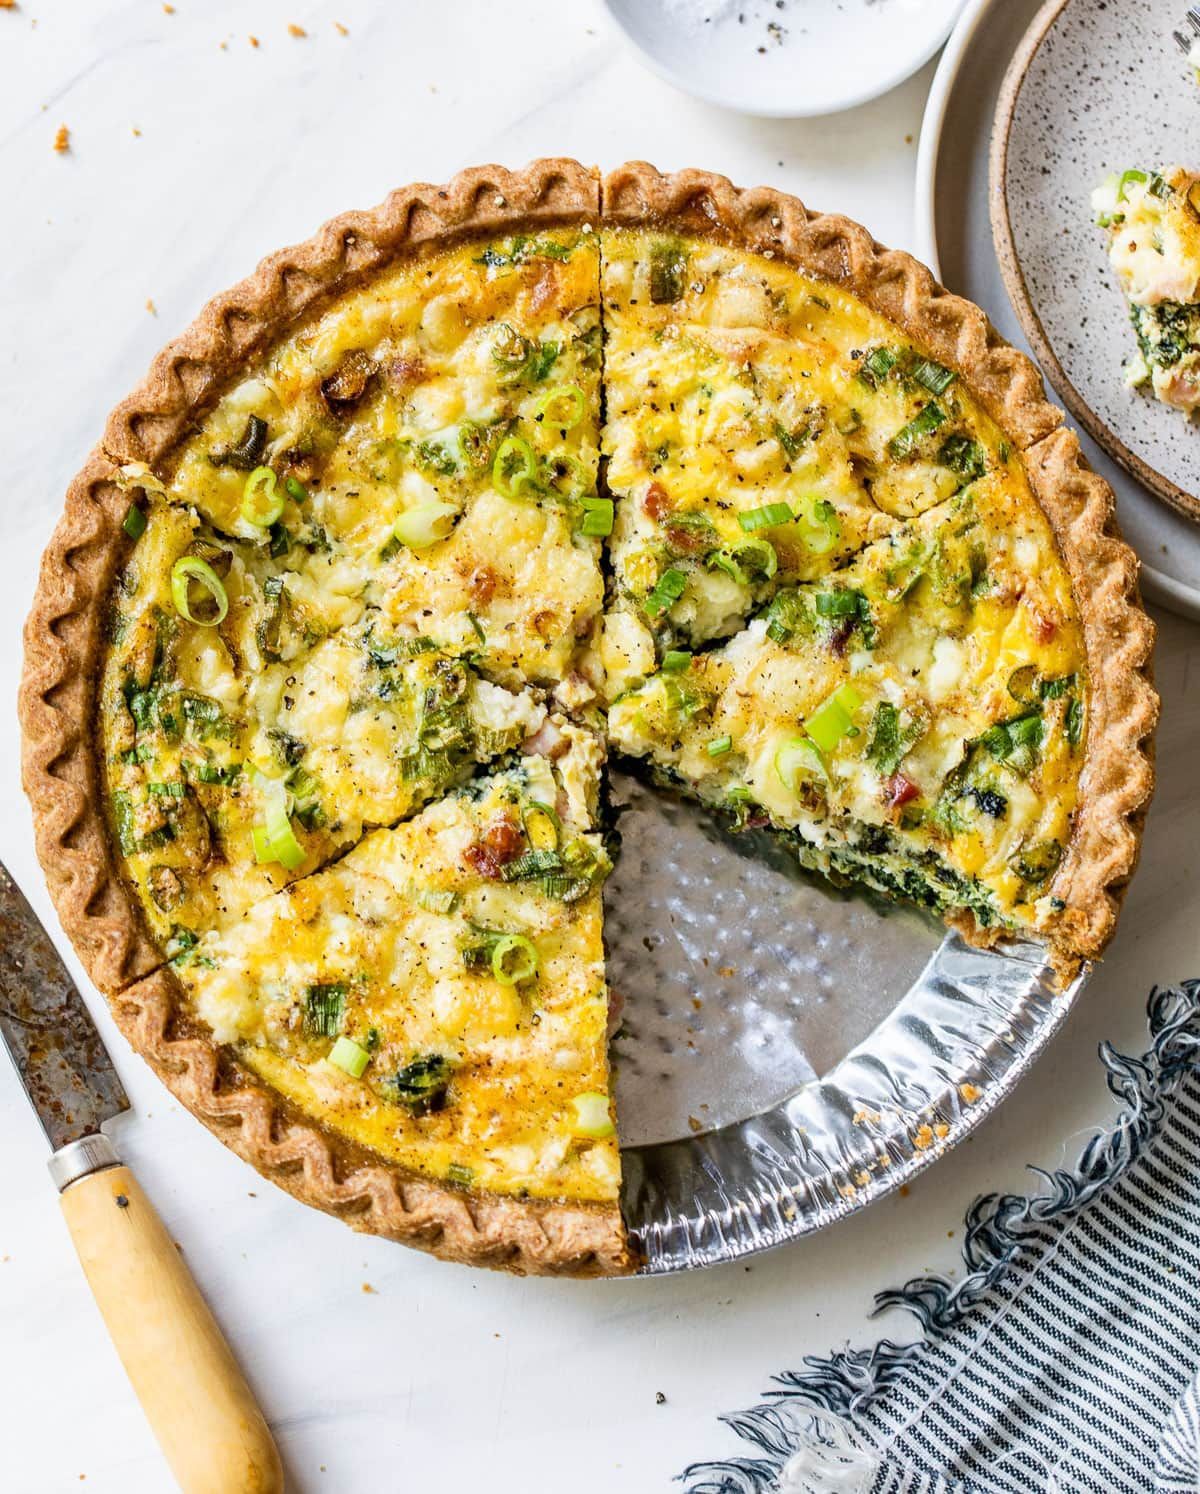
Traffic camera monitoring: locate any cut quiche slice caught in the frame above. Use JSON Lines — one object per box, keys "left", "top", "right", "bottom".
{"left": 145, "top": 226, "right": 607, "bottom": 688}
{"left": 598, "top": 226, "right": 1022, "bottom": 667}
{"left": 102, "top": 502, "right": 547, "bottom": 948}
{"left": 608, "top": 471, "right": 1088, "bottom": 951}
{"left": 172, "top": 723, "right": 617, "bottom": 1205}
{"left": 1092, "top": 165, "right": 1200, "bottom": 414}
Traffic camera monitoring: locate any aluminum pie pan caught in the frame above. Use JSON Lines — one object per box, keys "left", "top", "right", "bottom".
{"left": 605, "top": 770, "right": 1086, "bottom": 1276}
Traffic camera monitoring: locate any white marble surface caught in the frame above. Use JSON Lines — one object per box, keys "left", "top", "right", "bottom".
{"left": 0, "top": 3, "right": 1196, "bottom": 1490}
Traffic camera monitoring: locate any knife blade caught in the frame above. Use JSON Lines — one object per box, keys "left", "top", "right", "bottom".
{"left": 0, "top": 857, "right": 128, "bottom": 1151}
{"left": 0, "top": 854, "right": 283, "bottom": 1491}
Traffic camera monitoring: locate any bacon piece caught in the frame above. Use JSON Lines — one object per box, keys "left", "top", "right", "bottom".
{"left": 642, "top": 482, "right": 672, "bottom": 522}
{"left": 523, "top": 718, "right": 569, "bottom": 760}
{"left": 529, "top": 261, "right": 560, "bottom": 316}
{"left": 463, "top": 817, "right": 524, "bottom": 879}
{"left": 884, "top": 773, "right": 919, "bottom": 810}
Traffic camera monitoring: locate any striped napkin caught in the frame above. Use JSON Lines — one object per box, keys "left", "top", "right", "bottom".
{"left": 681, "top": 981, "right": 1200, "bottom": 1494}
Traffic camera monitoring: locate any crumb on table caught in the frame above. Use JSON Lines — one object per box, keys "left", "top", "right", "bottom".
{"left": 287, "top": 22, "right": 306, "bottom": 37}
{"left": 53, "top": 124, "right": 69, "bottom": 153}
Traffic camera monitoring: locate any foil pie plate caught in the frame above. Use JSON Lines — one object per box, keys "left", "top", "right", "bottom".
{"left": 606, "top": 771, "right": 1086, "bottom": 1275}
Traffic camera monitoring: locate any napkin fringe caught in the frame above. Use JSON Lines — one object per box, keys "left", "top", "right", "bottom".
{"left": 679, "top": 980, "right": 1200, "bottom": 1494}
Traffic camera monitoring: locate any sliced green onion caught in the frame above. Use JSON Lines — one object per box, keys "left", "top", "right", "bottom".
{"left": 328, "top": 1036, "right": 370, "bottom": 1078}
{"left": 534, "top": 383, "right": 585, "bottom": 429}
{"left": 645, "top": 567, "right": 687, "bottom": 618}
{"left": 708, "top": 540, "right": 777, "bottom": 586}
{"left": 447, "top": 1163, "right": 475, "bottom": 1187}
{"left": 861, "top": 346, "right": 898, "bottom": 383}
{"left": 392, "top": 500, "right": 458, "bottom": 550}
{"left": 262, "top": 791, "right": 305, "bottom": 870}
{"left": 888, "top": 402, "right": 947, "bottom": 460}
{"left": 569, "top": 1091, "right": 615, "bottom": 1139}
{"left": 147, "top": 780, "right": 185, "bottom": 799}
{"left": 412, "top": 885, "right": 460, "bottom": 915}
{"left": 540, "top": 452, "right": 591, "bottom": 503}
{"left": 805, "top": 682, "right": 863, "bottom": 754}
{"left": 578, "top": 496, "right": 614, "bottom": 537}
{"left": 706, "top": 735, "right": 733, "bottom": 758}
{"left": 285, "top": 476, "right": 309, "bottom": 503}
{"left": 521, "top": 799, "right": 561, "bottom": 851}
{"left": 492, "top": 436, "right": 538, "bottom": 499}
{"left": 241, "top": 466, "right": 284, "bottom": 527}
{"left": 795, "top": 499, "right": 840, "bottom": 556}
{"left": 170, "top": 556, "right": 228, "bottom": 627}
{"left": 774, "top": 735, "right": 824, "bottom": 793}
{"left": 251, "top": 824, "right": 274, "bottom": 864}
{"left": 122, "top": 503, "right": 147, "bottom": 540}
{"left": 490, "top": 933, "right": 539, "bottom": 985}
{"left": 815, "top": 589, "right": 859, "bottom": 618}
{"left": 662, "top": 650, "right": 692, "bottom": 673}
{"left": 1007, "top": 664, "right": 1039, "bottom": 705}
{"left": 1117, "top": 168, "right": 1148, "bottom": 202}
{"left": 911, "top": 358, "right": 956, "bottom": 396}
{"left": 738, "top": 502, "right": 793, "bottom": 533}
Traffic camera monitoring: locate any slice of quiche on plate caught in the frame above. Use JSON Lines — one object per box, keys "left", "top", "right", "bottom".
{"left": 1092, "top": 165, "right": 1200, "bottom": 415}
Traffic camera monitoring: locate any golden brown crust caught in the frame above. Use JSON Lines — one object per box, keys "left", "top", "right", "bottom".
{"left": 601, "top": 163, "right": 1158, "bottom": 977}
{"left": 19, "top": 159, "right": 1156, "bottom": 1272}
{"left": 113, "top": 968, "right": 632, "bottom": 1276}
{"left": 19, "top": 452, "right": 163, "bottom": 992}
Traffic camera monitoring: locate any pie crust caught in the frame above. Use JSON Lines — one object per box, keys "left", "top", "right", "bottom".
{"left": 20, "top": 160, "right": 1158, "bottom": 1276}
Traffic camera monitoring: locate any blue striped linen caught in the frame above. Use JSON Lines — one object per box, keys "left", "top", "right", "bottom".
{"left": 681, "top": 982, "right": 1200, "bottom": 1494}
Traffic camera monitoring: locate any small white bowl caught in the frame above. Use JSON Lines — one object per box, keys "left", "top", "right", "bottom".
{"left": 601, "top": 0, "right": 967, "bottom": 117}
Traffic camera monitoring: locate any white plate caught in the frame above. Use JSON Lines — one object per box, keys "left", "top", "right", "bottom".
{"left": 601, "top": 0, "right": 966, "bottom": 118}
{"left": 914, "top": 0, "right": 1200, "bottom": 622}
{"left": 994, "top": 0, "right": 1200, "bottom": 526}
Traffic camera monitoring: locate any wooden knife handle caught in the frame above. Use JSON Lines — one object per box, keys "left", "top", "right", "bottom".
{"left": 59, "top": 1162, "right": 283, "bottom": 1494}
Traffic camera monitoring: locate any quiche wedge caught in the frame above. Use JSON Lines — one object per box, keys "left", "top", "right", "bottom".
{"left": 21, "top": 161, "right": 1156, "bottom": 1276}
{"left": 1092, "top": 165, "right": 1200, "bottom": 414}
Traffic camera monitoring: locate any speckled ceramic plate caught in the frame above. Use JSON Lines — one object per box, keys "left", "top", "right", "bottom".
{"left": 992, "top": 0, "right": 1200, "bottom": 525}
{"left": 609, "top": 772, "right": 1087, "bottom": 1274}
{"left": 913, "top": 0, "right": 1200, "bottom": 622}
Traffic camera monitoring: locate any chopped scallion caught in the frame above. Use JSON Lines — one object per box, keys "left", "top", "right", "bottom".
{"left": 578, "top": 496, "right": 614, "bottom": 537}
{"left": 644, "top": 567, "right": 687, "bottom": 618}
{"left": 738, "top": 502, "right": 793, "bottom": 533}
{"left": 170, "top": 556, "right": 228, "bottom": 628}
{"left": 392, "top": 500, "right": 458, "bottom": 550}
{"left": 241, "top": 466, "right": 284, "bottom": 528}
{"left": 888, "top": 402, "right": 947, "bottom": 460}
{"left": 534, "top": 383, "right": 585, "bottom": 430}
{"left": 706, "top": 735, "right": 733, "bottom": 757}
{"left": 492, "top": 436, "right": 538, "bottom": 499}
{"left": 328, "top": 1036, "right": 369, "bottom": 1079}
{"left": 569, "top": 1091, "right": 615, "bottom": 1139}
{"left": 122, "top": 503, "right": 147, "bottom": 540}
{"left": 490, "top": 933, "right": 539, "bottom": 985}
{"left": 662, "top": 650, "right": 692, "bottom": 673}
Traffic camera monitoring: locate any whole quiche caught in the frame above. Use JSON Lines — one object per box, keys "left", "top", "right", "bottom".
{"left": 19, "top": 161, "right": 1157, "bottom": 1276}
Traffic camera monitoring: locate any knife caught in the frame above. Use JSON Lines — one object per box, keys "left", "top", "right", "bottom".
{"left": 0, "top": 858, "right": 283, "bottom": 1494}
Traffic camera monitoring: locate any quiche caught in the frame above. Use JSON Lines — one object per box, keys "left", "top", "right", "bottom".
{"left": 21, "top": 161, "right": 1156, "bottom": 1276}
{"left": 1092, "top": 165, "right": 1200, "bottom": 415}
